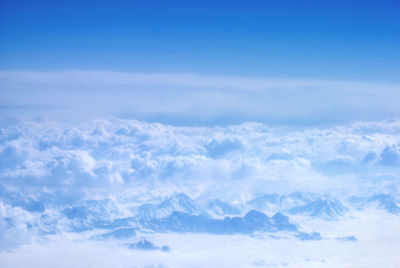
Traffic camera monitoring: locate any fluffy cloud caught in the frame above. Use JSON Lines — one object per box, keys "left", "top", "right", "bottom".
{"left": 1, "top": 118, "right": 399, "bottom": 199}
{"left": 0, "top": 118, "right": 400, "bottom": 267}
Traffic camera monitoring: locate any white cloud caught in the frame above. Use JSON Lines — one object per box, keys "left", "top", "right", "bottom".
{"left": 1, "top": 118, "right": 399, "bottom": 198}
{"left": 0, "top": 118, "right": 400, "bottom": 266}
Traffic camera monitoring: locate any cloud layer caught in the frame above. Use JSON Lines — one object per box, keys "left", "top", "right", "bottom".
{"left": 1, "top": 118, "right": 400, "bottom": 267}
{"left": 1, "top": 71, "right": 400, "bottom": 124}
{"left": 1, "top": 118, "right": 399, "bottom": 199}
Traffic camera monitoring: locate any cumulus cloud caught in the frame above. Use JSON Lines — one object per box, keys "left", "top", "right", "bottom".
{"left": 379, "top": 145, "right": 400, "bottom": 166}
{"left": 0, "top": 118, "right": 399, "bottom": 267}
{"left": 1, "top": 118, "right": 399, "bottom": 199}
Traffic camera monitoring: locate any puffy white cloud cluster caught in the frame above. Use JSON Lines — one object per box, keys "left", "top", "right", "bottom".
{"left": 0, "top": 203, "right": 35, "bottom": 249}
{"left": 1, "top": 118, "right": 399, "bottom": 201}
{"left": 1, "top": 118, "right": 400, "bottom": 267}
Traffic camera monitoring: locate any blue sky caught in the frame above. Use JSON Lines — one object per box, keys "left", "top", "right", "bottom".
{"left": 1, "top": 0, "right": 399, "bottom": 81}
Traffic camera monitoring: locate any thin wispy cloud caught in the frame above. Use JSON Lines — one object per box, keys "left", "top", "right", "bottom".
{"left": 1, "top": 71, "right": 399, "bottom": 125}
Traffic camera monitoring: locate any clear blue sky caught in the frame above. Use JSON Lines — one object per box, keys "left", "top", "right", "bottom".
{"left": 1, "top": 0, "right": 399, "bottom": 82}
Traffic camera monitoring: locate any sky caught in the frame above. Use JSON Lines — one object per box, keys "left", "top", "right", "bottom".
{"left": 1, "top": 0, "right": 399, "bottom": 80}
{"left": 0, "top": 0, "right": 400, "bottom": 125}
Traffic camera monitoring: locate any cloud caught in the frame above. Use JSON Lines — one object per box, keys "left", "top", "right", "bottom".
{"left": 380, "top": 145, "right": 400, "bottom": 166}
{"left": 0, "top": 118, "right": 399, "bottom": 266}
{"left": 1, "top": 71, "right": 400, "bottom": 125}
{"left": 1, "top": 118, "right": 399, "bottom": 199}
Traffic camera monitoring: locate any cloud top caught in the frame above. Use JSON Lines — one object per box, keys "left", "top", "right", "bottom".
{"left": 1, "top": 118, "right": 399, "bottom": 200}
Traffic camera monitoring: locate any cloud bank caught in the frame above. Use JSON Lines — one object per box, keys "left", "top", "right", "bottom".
{"left": 1, "top": 71, "right": 399, "bottom": 125}
{"left": 1, "top": 118, "right": 400, "bottom": 267}
{"left": 1, "top": 71, "right": 400, "bottom": 266}
{"left": 1, "top": 118, "right": 399, "bottom": 198}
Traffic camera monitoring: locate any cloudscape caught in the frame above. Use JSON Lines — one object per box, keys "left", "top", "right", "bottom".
{"left": 1, "top": 1, "right": 400, "bottom": 267}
